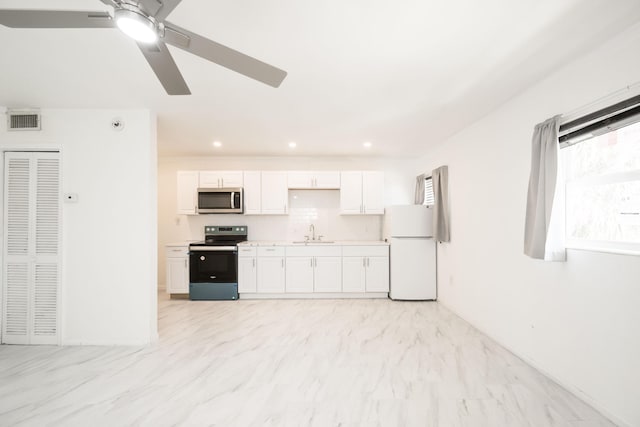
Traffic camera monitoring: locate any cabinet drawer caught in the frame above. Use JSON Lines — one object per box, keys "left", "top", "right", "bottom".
{"left": 257, "top": 247, "right": 285, "bottom": 257}
{"left": 342, "top": 245, "right": 389, "bottom": 257}
{"left": 286, "top": 245, "right": 341, "bottom": 257}
{"left": 165, "top": 246, "right": 189, "bottom": 257}
{"left": 238, "top": 247, "right": 257, "bottom": 257}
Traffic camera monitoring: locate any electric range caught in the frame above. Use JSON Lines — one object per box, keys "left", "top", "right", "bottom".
{"left": 188, "top": 225, "right": 247, "bottom": 300}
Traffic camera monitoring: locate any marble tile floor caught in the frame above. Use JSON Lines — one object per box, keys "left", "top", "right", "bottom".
{"left": 0, "top": 294, "right": 615, "bottom": 427}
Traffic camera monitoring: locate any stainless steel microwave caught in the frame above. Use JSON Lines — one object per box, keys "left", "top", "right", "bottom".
{"left": 197, "top": 188, "right": 243, "bottom": 214}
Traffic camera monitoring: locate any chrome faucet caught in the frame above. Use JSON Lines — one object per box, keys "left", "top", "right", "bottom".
{"left": 309, "top": 224, "right": 316, "bottom": 241}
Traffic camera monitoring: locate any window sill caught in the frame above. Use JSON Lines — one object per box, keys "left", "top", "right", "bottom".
{"left": 565, "top": 244, "right": 640, "bottom": 257}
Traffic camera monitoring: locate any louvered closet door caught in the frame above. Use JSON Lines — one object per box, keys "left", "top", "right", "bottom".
{"left": 2, "top": 152, "right": 60, "bottom": 345}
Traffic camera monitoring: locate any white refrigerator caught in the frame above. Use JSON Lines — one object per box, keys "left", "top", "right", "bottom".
{"left": 384, "top": 205, "right": 437, "bottom": 300}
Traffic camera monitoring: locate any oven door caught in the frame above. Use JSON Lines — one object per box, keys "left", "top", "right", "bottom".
{"left": 189, "top": 246, "right": 238, "bottom": 283}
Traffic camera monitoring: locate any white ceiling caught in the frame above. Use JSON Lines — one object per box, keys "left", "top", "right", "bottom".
{"left": 1, "top": 0, "right": 639, "bottom": 158}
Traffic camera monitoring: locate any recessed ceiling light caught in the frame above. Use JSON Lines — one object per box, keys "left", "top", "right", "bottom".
{"left": 363, "top": 141, "right": 372, "bottom": 148}
{"left": 213, "top": 141, "right": 222, "bottom": 148}
{"left": 288, "top": 142, "right": 297, "bottom": 148}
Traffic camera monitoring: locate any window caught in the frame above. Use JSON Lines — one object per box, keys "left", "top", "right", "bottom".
{"left": 424, "top": 176, "right": 434, "bottom": 206}
{"left": 560, "top": 95, "right": 640, "bottom": 253}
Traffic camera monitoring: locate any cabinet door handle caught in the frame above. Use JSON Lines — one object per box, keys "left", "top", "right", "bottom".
{"left": 253, "top": 259, "right": 255, "bottom": 268}
{"left": 367, "top": 257, "right": 370, "bottom": 267}
{"left": 363, "top": 258, "right": 366, "bottom": 267}
{"left": 310, "top": 259, "right": 313, "bottom": 267}
{"left": 281, "top": 259, "right": 284, "bottom": 268}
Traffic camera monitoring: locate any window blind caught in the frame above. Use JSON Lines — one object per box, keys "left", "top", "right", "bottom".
{"left": 424, "top": 177, "right": 434, "bottom": 206}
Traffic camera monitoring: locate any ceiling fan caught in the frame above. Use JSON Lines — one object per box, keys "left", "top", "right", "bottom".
{"left": 0, "top": 0, "right": 287, "bottom": 95}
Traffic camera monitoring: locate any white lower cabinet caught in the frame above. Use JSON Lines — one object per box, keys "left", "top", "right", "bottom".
{"left": 285, "top": 246, "right": 342, "bottom": 293}
{"left": 285, "top": 257, "right": 314, "bottom": 292}
{"left": 256, "top": 247, "right": 286, "bottom": 293}
{"left": 342, "top": 257, "right": 367, "bottom": 292}
{"left": 238, "top": 247, "right": 257, "bottom": 293}
{"left": 342, "top": 246, "right": 389, "bottom": 293}
{"left": 166, "top": 245, "right": 189, "bottom": 294}
{"left": 238, "top": 244, "right": 388, "bottom": 297}
{"left": 313, "top": 256, "right": 342, "bottom": 292}
{"left": 363, "top": 256, "right": 389, "bottom": 292}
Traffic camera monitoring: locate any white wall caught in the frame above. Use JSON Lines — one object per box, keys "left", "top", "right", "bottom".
{"left": 411, "top": 24, "right": 640, "bottom": 426}
{"left": 157, "top": 156, "right": 414, "bottom": 286}
{"left": 0, "top": 108, "right": 158, "bottom": 345}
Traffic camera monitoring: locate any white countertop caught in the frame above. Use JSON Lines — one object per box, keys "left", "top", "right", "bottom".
{"left": 166, "top": 241, "right": 198, "bottom": 247}
{"left": 238, "top": 240, "right": 389, "bottom": 246}
{"left": 167, "top": 240, "right": 389, "bottom": 247}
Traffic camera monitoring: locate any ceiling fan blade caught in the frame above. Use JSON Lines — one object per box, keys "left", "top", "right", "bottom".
{"left": 97, "top": 0, "right": 119, "bottom": 8}
{"left": 0, "top": 9, "right": 114, "bottom": 28}
{"left": 140, "top": 0, "right": 183, "bottom": 21}
{"left": 163, "top": 22, "right": 287, "bottom": 88}
{"left": 137, "top": 41, "right": 191, "bottom": 95}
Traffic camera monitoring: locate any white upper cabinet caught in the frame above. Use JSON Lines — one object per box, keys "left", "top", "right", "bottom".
{"left": 340, "top": 171, "right": 384, "bottom": 215}
{"left": 287, "top": 171, "right": 340, "bottom": 189}
{"left": 339, "top": 171, "right": 363, "bottom": 214}
{"left": 243, "top": 171, "right": 262, "bottom": 215}
{"left": 177, "top": 171, "right": 199, "bottom": 215}
{"left": 362, "top": 171, "right": 384, "bottom": 214}
{"left": 199, "top": 171, "right": 243, "bottom": 188}
{"left": 260, "top": 171, "right": 288, "bottom": 215}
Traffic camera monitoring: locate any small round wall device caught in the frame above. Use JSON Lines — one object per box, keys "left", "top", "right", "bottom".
{"left": 111, "top": 118, "right": 125, "bottom": 131}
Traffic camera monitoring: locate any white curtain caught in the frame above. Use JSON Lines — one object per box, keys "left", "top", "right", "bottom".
{"left": 414, "top": 174, "right": 426, "bottom": 204}
{"left": 524, "top": 115, "right": 566, "bottom": 261}
{"left": 432, "top": 166, "right": 450, "bottom": 242}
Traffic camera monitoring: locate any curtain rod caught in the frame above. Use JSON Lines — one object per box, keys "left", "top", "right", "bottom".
{"left": 559, "top": 94, "right": 640, "bottom": 133}
{"left": 561, "top": 81, "right": 640, "bottom": 123}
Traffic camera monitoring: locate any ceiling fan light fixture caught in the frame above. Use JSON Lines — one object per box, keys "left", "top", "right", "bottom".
{"left": 115, "top": 8, "right": 157, "bottom": 44}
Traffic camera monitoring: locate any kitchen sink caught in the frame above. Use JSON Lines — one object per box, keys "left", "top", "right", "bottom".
{"left": 292, "top": 240, "right": 335, "bottom": 244}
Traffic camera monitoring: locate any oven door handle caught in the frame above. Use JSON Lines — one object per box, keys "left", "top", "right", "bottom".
{"left": 189, "top": 246, "right": 237, "bottom": 252}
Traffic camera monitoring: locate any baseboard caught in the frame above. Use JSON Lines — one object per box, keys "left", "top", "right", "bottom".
{"left": 62, "top": 338, "right": 151, "bottom": 346}
{"left": 240, "top": 292, "right": 389, "bottom": 300}
{"left": 436, "top": 300, "right": 630, "bottom": 427}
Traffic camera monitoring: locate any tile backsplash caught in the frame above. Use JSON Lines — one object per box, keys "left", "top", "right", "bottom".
{"left": 184, "top": 190, "right": 382, "bottom": 242}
